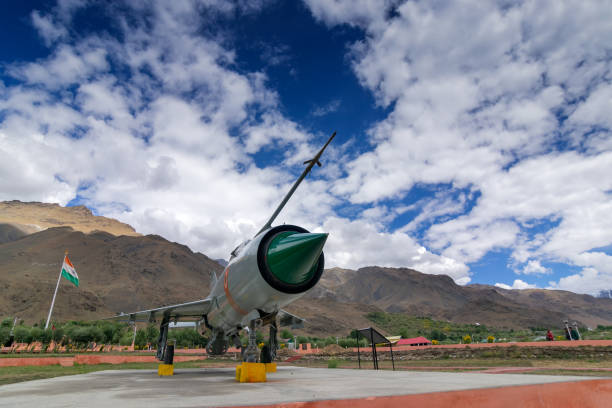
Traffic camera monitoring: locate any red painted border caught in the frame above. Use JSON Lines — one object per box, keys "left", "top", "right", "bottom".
{"left": 218, "top": 379, "right": 612, "bottom": 408}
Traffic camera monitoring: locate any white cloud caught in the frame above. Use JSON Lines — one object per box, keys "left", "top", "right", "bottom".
{"left": 321, "top": 217, "right": 470, "bottom": 283}
{"left": 312, "top": 99, "right": 340, "bottom": 117}
{"left": 548, "top": 268, "right": 612, "bottom": 295}
{"left": 3, "top": 1, "right": 612, "bottom": 295}
{"left": 10, "top": 45, "right": 109, "bottom": 89}
{"left": 521, "top": 260, "right": 551, "bottom": 275}
{"left": 0, "top": 0, "right": 470, "bottom": 286}
{"left": 31, "top": 11, "right": 68, "bottom": 46}
{"left": 304, "top": 0, "right": 612, "bottom": 294}
{"left": 495, "top": 279, "right": 537, "bottom": 290}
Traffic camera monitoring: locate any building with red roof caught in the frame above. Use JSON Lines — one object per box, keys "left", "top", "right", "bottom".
{"left": 396, "top": 336, "right": 432, "bottom": 346}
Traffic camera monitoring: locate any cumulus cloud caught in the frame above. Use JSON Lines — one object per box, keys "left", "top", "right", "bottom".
{"left": 304, "top": 0, "right": 612, "bottom": 294}
{"left": 321, "top": 216, "right": 469, "bottom": 282}
{"left": 3, "top": 0, "right": 612, "bottom": 295}
{"left": 521, "top": 260, "right": 551, "bottom": 275}
{"left": 0, "top": 0, "right": 469, "bottom": 284}
{"left": 495, "top": 279, "right": 537, "bottom": 290}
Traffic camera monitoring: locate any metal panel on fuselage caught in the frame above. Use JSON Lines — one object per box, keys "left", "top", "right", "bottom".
{"left": 206, "top": 228, "right": 309, "bottom": 334}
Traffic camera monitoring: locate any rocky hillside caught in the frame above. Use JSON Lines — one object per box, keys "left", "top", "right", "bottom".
{"left": 0, "top": 226, "right": 220, "bottom": 324}
{"left": 307, "top": 268, "right": 612, "bottom": 330}
{"left": 1, "top": 201, "right": 612, "bottom": 337}
{"left": 0, "top": 200, "right": 139, "bottom": 237}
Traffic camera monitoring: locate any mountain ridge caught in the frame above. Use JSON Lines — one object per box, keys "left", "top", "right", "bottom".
{"left": 1, "top": 201, "right": 611, "bottom": 336}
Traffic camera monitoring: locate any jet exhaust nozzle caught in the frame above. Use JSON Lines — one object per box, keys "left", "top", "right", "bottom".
{"left": 257, "top": 225, "right": 327, "bottom": 294}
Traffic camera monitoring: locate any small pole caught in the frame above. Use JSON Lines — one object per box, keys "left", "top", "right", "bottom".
{"left": 355, "top": 330, "right": 361, "bottom": 369}
{"left": 389, "top": 341, "right": 395, "bottom": 371}
{"left": 132, "top": 322, "right": 137, "bottom": 347}
{"left": 370, "top": 328, "right": 378, "bottom": 370}
{"left": 45, "top": 251, "right": 67, "bottom": 329}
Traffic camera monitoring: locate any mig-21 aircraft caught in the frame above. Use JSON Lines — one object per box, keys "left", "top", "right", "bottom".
{"left": 113, "top": 132, "right": 336, "bottom": 363}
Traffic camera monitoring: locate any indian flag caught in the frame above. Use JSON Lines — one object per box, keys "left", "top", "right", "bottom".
{"left": 61, "top": 255, "right": 79, "bottom": 287}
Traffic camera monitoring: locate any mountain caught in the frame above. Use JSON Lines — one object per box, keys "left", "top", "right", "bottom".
{"left": 1, "top": 200, "right": 612, "bottom": 336}
{"left": 215, "top": 259, "right": 229, "bottom": 267}
{"left": 0, "top": 223, "right": 29, "bottom": 244}
{"left": 598, "top": 290, "right": 612, "bottom": 299}
{"left": 0, "top": 200, "right": 139, "bottom": 237}
{"left": 306, "top": 267, "right": 612, "bottom": 330}
{"left": 0, "top": 226, "right": 220, "bottom": 324}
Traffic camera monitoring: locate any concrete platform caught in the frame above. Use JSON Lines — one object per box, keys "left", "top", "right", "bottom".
{"left": 0, "top": 366, "right": 610, "bottom": 408}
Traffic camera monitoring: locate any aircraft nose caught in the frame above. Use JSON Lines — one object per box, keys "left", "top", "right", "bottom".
{"left": 265, "top": 232, "right": 328, "bottom": 285}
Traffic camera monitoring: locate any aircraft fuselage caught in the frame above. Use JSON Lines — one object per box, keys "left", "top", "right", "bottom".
{"left": 206, "top": 224, "right": 326, "bottom": 337}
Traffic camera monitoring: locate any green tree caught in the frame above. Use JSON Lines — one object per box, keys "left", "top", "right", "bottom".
{"left": 69, "top": 326, "right": 96, "bottom": 345}
{"left": 145, "top": 325, "right": 159, "bottom": 345}
{"left": 100, "top": 323, "right": 119, "bottom": 343}
{"left": 1, "top": 318, "right": 13, "bottom": 328}
{"left": 135, "top": 328, "right": 147, "bottom": 348}
{"left": 52, "top": 327, "right": 64, "bottom": 342}
{"left": 41, "top": 329, "right": 53, "bottom": 344}
{"left": 119, "top": 332, "right": 133, "bottom": 346}
{"left": 90, "top": 326, "right": 104, "bottom": 342}
{"left": 14, "top": 326, "right": 31, "bottom": 343}
{"left": 430, "top": 329, "right": 447, "bottom": 341}
{"left": 0, "top": 327, "right": 11, "bottom": 345}
{"left": 29, "top": 327, "right": 44, "bottom": 342}
{"left": 280, "top": 329, "right": 293, "bottom": 339}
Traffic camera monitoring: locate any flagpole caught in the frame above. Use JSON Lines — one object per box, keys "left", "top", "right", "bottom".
{"left": 45, "top": 251, "right": 66, "bottom": 330}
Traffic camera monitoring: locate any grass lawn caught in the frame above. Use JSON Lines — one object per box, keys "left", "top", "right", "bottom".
{"left": 286, "top": 358, "right": 612, "bottom": 374}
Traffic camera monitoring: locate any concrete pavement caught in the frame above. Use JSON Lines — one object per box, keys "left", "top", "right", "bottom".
{"left": 0, "top": 366, "right": 608, "bottom": 408}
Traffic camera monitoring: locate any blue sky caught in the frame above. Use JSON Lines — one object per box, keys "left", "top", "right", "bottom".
{"left": 1, "top": 0, "right": 611, "bottom": 295}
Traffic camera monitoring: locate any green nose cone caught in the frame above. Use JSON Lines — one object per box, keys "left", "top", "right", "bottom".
{"left": 266, "top": 232, "right": 328, "bottom": 285}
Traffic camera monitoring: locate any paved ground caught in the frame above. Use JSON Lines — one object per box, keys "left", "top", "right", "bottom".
{"left": 0, "top": 366, "right": 606, "bottom": 408}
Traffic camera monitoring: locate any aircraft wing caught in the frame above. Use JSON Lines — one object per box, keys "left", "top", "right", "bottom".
{"left": 278, "top": 309, "right": 305, "bottom": 329}
{"left": 110, "top": 298, "right": 212, "bottom": 323}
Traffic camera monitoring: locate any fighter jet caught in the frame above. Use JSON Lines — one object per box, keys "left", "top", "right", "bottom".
{"left": 113, "top": 132, "right": 336, "bottom": 363}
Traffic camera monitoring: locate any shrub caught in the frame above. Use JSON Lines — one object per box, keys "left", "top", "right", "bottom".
{"left": 487, "top": 336, "right": 495, "bottom": 343}
{"left": 0, "top": 327, "right": 11, "bottom": 346}
{"left": 52, "top": 327, "right": 64, "bottom": 342}
{"left": 430, "top": 329, "right": 447, "bottom": 341}
{"left": 30, "top": 327, "right": 44, "bottom": 342}
{"left": 462, "top": 335, "right": 472, "bottom": 344}
{"left": 134, "top": 328, "right": 147, "bottom": 348}
{"left": 14, "top": 326, "right": 31, "bottom": 343}
{"left": 327, "top": 359, "right": 339, "bottom": 368}
{"left": 119, "top": 333, "right": 133, "bottom": 346}
{"left": 69, "top": 327, "right": 95, "bottom": 345}
{"left": 431, "top": 339, "right": 439, "bottom": 345}
{"left": 145, "top": 325, "right": 159, "bottom": 344}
